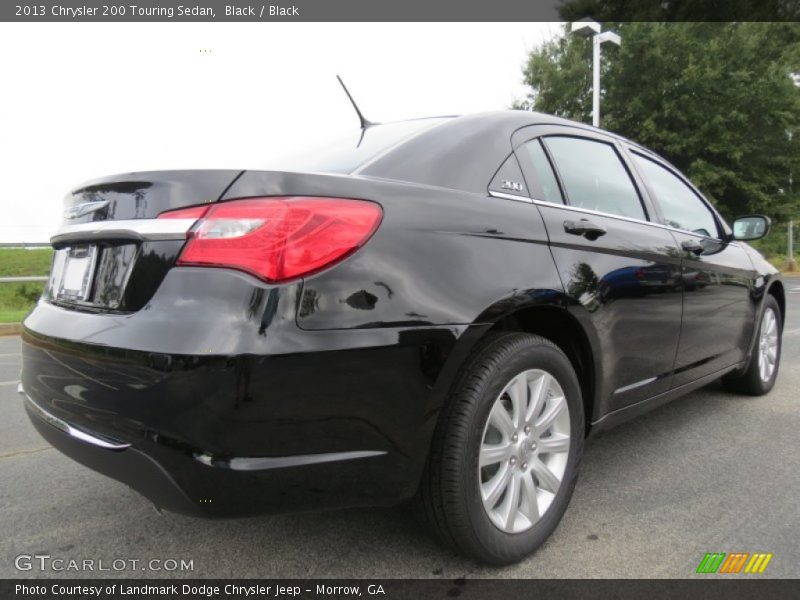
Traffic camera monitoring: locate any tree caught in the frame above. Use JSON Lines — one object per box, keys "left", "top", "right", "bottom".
{"left": 516, "top": 22, "right": 800, "bottom": 221}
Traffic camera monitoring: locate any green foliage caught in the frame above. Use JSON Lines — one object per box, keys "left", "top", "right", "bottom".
{"left": 0, "top": 248, "right": 53, "bottom": 277}
{"left": 0, "top": 248, "right": 52, "bottom": 321}
{"left": 0, "top": 310, "right": 30, "bottom": 324}
{"left": 558, "top": 0, "right": 799, "bottom": 22}
{"left": 0, "top": 282, "right": 44, "bottom": 313}
{"left": 517, "top": 23, "right": 800, "bottom": 224}
{"left": 14, "top": 283, "right": 43, "bottom": 305}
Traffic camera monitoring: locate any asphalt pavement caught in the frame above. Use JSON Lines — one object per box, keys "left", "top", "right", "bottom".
{"left": 1, "top": 288, "right": 799, "bottom": 579}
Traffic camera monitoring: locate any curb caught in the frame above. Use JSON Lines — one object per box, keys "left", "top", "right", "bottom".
{"left": 0, "top": 323, "right": 22, "bottom": 336}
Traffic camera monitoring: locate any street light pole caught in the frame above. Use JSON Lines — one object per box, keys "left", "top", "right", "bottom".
{"left": 571, "top": 20, "right": 621, "bottom": 128}
{"left": 592, "top": 34, "right": 601, "bottom": 127}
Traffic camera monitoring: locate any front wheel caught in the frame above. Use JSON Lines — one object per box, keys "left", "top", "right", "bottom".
{"left": 418, "top": 333, "right": 584, "bottom": 565}
{"left": 722, "top": 295, "right": 782, "bottom": 396}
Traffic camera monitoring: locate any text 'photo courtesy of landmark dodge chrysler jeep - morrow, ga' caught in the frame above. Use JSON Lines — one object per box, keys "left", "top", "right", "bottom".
{"left": 19, "top": 111, "right": 783, "bottom": 564}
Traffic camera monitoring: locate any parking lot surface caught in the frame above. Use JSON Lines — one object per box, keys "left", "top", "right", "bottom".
{"left": 1, "top": 288, "right": 799, "bottom": 579}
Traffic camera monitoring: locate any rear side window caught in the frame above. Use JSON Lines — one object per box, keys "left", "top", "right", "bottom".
{"left": 521, "top": 140, "right": 564, "bottom": 204}
{"left": 543, "top": 136, "right": 646, "bottom": 221}
{"left": 631, "top": 153, "right": 719, "bottom": 238}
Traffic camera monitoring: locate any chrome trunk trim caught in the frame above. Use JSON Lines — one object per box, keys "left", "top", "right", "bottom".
{"left": 51, "top": 219, "right": 196, "bottom": 245}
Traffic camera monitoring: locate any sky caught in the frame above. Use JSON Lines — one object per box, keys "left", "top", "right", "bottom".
{"left": 0, "top": 22, "right": 562, "bottom": 242}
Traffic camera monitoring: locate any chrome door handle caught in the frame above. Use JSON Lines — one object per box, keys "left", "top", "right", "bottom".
{"left": 564, "top": 219, "right": 607, "bottom": 241}
{"left": 681, "top": 239, "right": 704, "bottom": 255}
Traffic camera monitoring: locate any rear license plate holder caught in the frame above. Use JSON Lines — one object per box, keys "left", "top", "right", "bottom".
{"left": 51, "top": 245, "right": 98, "bottom": 303}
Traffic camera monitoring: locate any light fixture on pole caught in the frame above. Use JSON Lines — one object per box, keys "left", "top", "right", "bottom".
{"left": 570, "top": 20, "right": 621, "bottom": 128}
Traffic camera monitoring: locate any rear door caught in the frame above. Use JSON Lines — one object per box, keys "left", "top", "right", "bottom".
{"left": 626, "top": 150, "right": 756, "bottom": 386}
{"left": 513, "top": 127, "right": 683, "bottom": 417}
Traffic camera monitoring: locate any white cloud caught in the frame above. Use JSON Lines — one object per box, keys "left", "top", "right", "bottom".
{"left": 0, "top": 22, "right": 560, "bottom": 242}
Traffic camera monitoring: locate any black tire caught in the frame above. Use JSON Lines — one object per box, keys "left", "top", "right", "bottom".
{"left": 418, "top": 332, "right": 584, "bottom": 565}
{"left": 722, "top": 295, "right": 782, "bottom": 396}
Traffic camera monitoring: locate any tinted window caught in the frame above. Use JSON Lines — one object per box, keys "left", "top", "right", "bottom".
{"left": 521, "top": 140, "right": 563, "bottom": 204}
{"left": 270, "top": 118, "right": 449, "bottom": 174}
{"left": 489, "top": 154, "right": 529, "bottom": 197}
{"left": 632, "top": 153, "right": 718, "bottom": 238}
{"left": 543, "top": 136, "right": 645, "bottom": 220}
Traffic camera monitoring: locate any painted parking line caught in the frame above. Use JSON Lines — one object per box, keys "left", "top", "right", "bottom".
{"left": 0, "top": 446, "right": 51, "bottom": 460}
{"left": 0, "top": 380, "right": 20, "bottom": 386}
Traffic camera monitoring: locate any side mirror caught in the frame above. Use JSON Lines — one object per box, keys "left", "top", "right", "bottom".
{"left": 732, "top": 215, "right": 771, "bottom": 241}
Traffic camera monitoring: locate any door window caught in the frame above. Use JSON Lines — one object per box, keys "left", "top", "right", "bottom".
{"left": 542, "top": 136, "right": 646, "bottom": 220}
{"left": 631, "top": 153, "right": 719, "bottom": 238}
{"left": 520, "top": 139, "right": 564, "bottom": 204}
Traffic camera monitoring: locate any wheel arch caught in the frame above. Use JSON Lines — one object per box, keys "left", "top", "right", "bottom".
{"left": 427, "top": 293, "right": 602, "bottom": 438}
{"left": 767, "top": 279, "right": 786, "bottom": 328}
{"left": 485, "top": 304, "right": 598, "bottom": 435}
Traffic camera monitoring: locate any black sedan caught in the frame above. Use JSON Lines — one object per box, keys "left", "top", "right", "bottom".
{"left": 19, "top": 111, "right": 782, "bottom": 564}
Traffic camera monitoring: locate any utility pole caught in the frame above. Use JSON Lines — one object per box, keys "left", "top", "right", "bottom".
{"left": 571, "top": 20, "right": 621, "bottom": 128}
{"left": 787, "top": 128, "right": 796, "bottom": 271}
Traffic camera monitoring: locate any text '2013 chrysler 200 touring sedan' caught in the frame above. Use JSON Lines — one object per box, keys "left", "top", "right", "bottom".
{"left": 19, "top": 111, "right": 783, "bottom": 564}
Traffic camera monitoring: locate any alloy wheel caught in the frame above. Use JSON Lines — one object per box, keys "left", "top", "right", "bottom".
{"left": 478, "top": 369, "right": 571, "bottom": 534}
{"left": 758, "top": 307, "right": 779, "bottom": 383}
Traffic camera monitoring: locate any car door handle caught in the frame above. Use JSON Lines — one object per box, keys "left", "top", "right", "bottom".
{"left": 681, "top": 239, "right": 704, "bottom": 255}
{"left": 564, "top": 219, "right": 607, "bottom": 240}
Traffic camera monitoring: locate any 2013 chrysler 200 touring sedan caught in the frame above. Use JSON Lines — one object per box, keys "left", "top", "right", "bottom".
{"left": 20, "top": 111, "right": 783, "bottom": 564}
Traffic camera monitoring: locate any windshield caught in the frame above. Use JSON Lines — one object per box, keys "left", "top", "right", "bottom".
{"left": 270, "top": 118, "right": 450, "bottom": 174}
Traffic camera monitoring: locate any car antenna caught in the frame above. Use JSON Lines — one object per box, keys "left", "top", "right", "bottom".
{"left": 337, "top": 75, "right": 377, "bottom": 146}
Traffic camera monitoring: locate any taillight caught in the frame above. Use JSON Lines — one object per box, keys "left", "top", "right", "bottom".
{"left": 160, "top": 197, "right": 382, "bottom": 283}
{"left": 158, "top": 205, "right": 210, "bottom": 220}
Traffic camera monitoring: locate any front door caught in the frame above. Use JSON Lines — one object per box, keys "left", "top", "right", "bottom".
{"left": 515, "top": 131, "right": 684, "bottom": 417}
{"left": 628, "top": 151, "right": 756, "bottom": 386}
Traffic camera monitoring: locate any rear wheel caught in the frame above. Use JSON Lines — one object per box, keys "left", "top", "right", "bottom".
{"left": 722, "top": 295, "right": 782, "bottom": 396}
{"left": 418, "top": 333, "right": 584, "bottom": 564}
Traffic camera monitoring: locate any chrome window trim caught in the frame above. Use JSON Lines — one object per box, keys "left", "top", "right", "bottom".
{"left": 488, "top": 190, "right": 533, "bottom": 204}
{"left": 530, "top": 198, "right": 661, "bottom": 228}
{"left": 18, "top": 384, "right": 131, "bottom": 451}
{"left": 51, "top": 219, "right": 196, "bottom": 245}
{"left": 529, "top": 198, "right": 727, "bottom": 242}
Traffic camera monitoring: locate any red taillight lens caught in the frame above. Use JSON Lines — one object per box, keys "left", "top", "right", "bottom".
{"left": 168, "top": 196, "right": 382, "bottom": 283}
{"left": 158, "top": 205, "right": 210, "bottom": 220}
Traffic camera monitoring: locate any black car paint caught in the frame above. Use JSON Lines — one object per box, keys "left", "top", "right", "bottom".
{"left": 20, "top": 111, "right": 782, "bottom": 516}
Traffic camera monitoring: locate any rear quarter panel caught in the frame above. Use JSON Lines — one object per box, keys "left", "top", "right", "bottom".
{"left": 224, "top": 172, "right": 564, "bottom": 330}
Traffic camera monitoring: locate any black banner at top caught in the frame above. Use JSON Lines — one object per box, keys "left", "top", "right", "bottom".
{"left": 2, "top": 0, "right": 799, "bottom": 22}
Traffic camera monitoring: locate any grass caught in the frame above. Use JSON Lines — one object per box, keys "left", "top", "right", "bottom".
{"left": 0, "top": 247, "right": 53, "bottom": 276}
{"left": 0, "top": 309, "right": 30, "bottom": 323}
{"left": 0, "top": 248, "right": 52, "bottom": 323}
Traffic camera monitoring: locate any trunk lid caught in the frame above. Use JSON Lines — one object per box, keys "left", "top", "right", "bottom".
{"left": 63, "top": 170, "right": 243, "bottom": 223}
{"left": 47, "top": 170, "right": 243, "bottom": 312}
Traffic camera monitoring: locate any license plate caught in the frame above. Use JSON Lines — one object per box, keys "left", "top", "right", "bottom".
{"left": 51, "top": 246, "right": 98, "bottom": 302}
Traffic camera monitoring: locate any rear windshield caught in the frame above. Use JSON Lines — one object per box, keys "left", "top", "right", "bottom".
{"left": 271, "top": 118, "right": 450, "bottom": 174}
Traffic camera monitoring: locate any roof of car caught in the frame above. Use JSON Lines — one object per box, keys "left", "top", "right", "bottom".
{"left": 359, "top": 110, "right": 656, "bottom": 193}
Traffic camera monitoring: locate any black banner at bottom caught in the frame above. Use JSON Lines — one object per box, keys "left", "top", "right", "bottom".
{"left": 2, "top": 579, "right": 799, "bottom": 600}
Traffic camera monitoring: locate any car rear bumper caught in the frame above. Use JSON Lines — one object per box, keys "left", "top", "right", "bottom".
{"left": 21, "top": 383, "right": 203, "bottom": 515}
{"left": 20, "top": 379, "right": 412, "bottom": 517}
{"left": 19, "top": 272, "right": 478, "bottom": 515}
